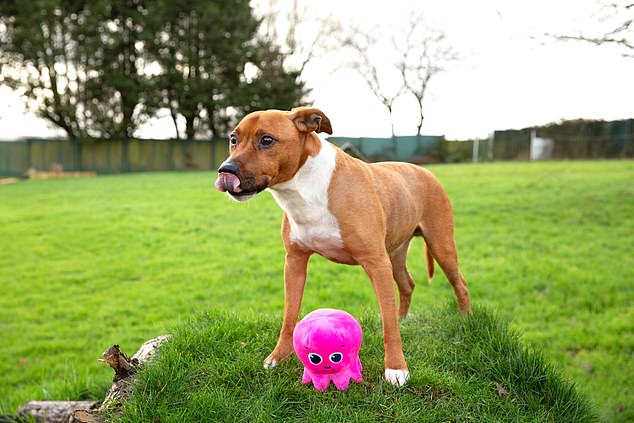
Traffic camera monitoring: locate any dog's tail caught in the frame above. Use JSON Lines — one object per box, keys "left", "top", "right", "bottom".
{"left": 424, "top": 242, "right": 435, "bottom": 282}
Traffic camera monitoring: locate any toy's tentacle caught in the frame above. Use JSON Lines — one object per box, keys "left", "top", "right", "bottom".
{"left": 331, "top": 371, "right": 351, "bottom": 390}
{"left": 312, "top": 374, "right": 330, "bottom": 392}
{"left": 351, "top": 357, "right": 363, "bottom": 382}
{"left": 302, "top": 368, "right": 312, "bottom": 385}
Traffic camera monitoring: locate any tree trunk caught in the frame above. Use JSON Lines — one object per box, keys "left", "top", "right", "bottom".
{"left": 185, "top": 116, "right": 196, "bottom": 140}
{"left": 416, "top": 96, "right": 425, "bottom": 135}
{"left": 170, "top": 108, "right": 181, "bottom": 140}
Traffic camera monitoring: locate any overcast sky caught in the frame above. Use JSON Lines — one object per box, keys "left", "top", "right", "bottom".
{"left": 1, "top": 0, "right": 633, "bottom": 140}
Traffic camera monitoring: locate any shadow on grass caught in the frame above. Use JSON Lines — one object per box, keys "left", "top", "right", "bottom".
{"left": 114, "top": 305, "right": 597, "bottom": 422}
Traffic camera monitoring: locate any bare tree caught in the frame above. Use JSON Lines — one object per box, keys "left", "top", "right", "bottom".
{"left": 341, "top": 15, "right": 456, "bottom": 136}
{"left": 342, "top": 27, "right": 407, "bottom": 137}
{"left": 253, "top": 3, "right": 456, "bottom": 137}
{"left": 552, "top": 2, "right": 634, "bottom": 57}
{"left": 394, "top": 15, "right": 457, "bottom": 135}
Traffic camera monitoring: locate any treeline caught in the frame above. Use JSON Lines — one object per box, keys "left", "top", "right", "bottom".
{"left": 0, "top": 0, "right": 305, "bottom": 140}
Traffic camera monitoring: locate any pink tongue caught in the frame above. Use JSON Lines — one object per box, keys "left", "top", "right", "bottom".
{"left": 215, "top": 172, "right": 242, "bottom": 193}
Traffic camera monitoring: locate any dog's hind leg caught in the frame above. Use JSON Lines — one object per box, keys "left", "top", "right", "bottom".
{"left": 390, "top": 239, "right": 416, "bottom": 318}
{"left": 419, "top": 205, "right": 472, "bottom": 314}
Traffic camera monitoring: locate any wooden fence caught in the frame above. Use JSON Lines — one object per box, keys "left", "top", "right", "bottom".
{"left": 0, "top": 138, "right": 229, "bottom": 177}
{"left": 2, "top": 122, "right": 631, "bottom": 177}
{"left": 0, "top": 136, "right": 477, "bottom": 176}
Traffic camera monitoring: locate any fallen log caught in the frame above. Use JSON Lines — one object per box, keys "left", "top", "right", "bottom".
{"left": 16, "top": 401, "right": 98, "bottom": 423}
{"left": 98, "top": 335, "right": 171, "bottom": 412}
{"left": 24, "top": 168, "right": 97, "bottom": 180}
{"left": 16, "top": 335, "right": 170, "bottom": 423}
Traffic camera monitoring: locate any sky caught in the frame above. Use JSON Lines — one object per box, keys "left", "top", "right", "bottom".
{"left": 1, "top": 0, "right": 633, "bottom": 140}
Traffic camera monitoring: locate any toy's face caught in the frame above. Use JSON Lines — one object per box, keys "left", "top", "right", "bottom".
{"left": 297, "top": 342, "right": 354, "bottom": 374}
{"left": 293, "top": 309, "right": 363, "bottom": 378}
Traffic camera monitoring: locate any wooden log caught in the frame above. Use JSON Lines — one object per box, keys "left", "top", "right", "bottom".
{"left": 0, "top": 178, "right": 19, "bottom": 185}
{"left": 69, "top": 410, "right": 103, "bottom": 423}
{"left": 16, "top": 401, "right": 98, "bottom": 423}
{"left": 24, "top": 168, "right": 97, "bottom": 179}
{"left": 99, "top": 335, "right": 171, "bottom": 411}
{"left": 14, "top": 335, "right": 170, "bottom": 423}
{"left": 101, "top": 345, "right": 137, "bottom": 382}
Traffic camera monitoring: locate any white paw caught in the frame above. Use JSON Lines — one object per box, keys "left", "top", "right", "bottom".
{"left": 263, "top": 359, "right": 277, "bottom": 370}
{"left": 385, "top": 369, "right": 410, "bottom": 386}
{"left": 400, "top": 312, "right": 416, "bottom": 321}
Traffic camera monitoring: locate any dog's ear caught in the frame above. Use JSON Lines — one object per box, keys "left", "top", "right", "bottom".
{"left": 289, "top": 107, "right": 333, "bottom": 135}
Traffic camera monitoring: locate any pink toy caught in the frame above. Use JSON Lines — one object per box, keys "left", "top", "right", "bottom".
{"left": 293, "top": 308, "right": 363, "bottom": 391}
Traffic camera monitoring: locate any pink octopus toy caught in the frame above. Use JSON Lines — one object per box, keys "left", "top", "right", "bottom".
{"left": 293, "top": 308, "right": 363, "bottom": 391}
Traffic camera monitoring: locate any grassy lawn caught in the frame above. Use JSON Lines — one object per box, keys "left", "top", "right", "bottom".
{"left": 0, "top": 160, "right": 632, "bottom": 421}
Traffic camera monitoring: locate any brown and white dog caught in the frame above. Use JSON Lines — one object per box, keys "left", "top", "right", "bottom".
{"left": 214, "top": 107, "right": 471, "bottom": 386}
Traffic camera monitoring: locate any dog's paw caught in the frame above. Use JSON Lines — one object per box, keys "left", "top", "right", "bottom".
{"left": 263, "top": 359, "right": 278, "bottom": 370}
{"left": 385, "top": 369, "right": 410, "bottom": 386}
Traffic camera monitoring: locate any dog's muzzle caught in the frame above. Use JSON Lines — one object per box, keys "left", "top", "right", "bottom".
{"left": 215, "top": 162, "right": 242, "bottom": 193}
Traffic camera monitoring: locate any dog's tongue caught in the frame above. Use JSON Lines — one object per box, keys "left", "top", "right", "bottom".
{"left": 215, "top": 172, "right": 242, "bottom": 193}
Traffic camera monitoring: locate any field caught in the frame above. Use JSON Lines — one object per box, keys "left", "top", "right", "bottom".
{"left": 0, "top": 161, "right": 632, "bottom": 421}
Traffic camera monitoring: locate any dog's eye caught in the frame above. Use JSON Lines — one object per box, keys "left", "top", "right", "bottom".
{"left": 329, "top": 352, "right": 343, "bottom": 363}
{"left": 229, "top": 135, "right": 238, "bottom": 147}
{"left": 308, "top": 353, "right": 322, "bottom": 365}
{"left": 259, "top": 135, "right": 275, "bottom": 148}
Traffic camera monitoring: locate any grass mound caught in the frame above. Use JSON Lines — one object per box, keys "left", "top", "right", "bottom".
{"left": 115, "top": 306, "right": 596, "bottom": 422}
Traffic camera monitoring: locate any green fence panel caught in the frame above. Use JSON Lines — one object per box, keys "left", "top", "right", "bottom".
{"left": 0, "top": 124, "right": 630, "bottom": 177}
{"left": 1, "top": 138, "right": 227, "bottom": 175}
{"left": 172, "top": 141, "right": 188, "bottom": 170}
{"left": 28, "top": 140, "right": 50, "bottom": 170}
{"left": 188, "top": 142, "right": 211, "bottom": 170}
{"left": 328, "top": 135, "right": 444, "bottom": 163}
{"left": 213, "top": 139, "right": 229, "bottom": 169}
{"left": 0, "top": 142, "right": 28, "bottom": 176}
{"left": 91, "top": 140, "right": 116, "bottom": 173}
{"left": 127, "top": 139, "right": 146, "bottom": 172}
{"left": 493, "top": 129, "right": 531, "bottom": 160}
{"left": 107, "top": 140, "right": 125, "bottom": 173}
{"left": 441, "top": 139, "right": 492, "bottom": 163}
{"left": 394, "top": 135, "right": 443, "bottom": 162}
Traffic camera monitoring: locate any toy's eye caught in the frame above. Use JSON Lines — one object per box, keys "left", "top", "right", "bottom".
{"left": 329, "top": 352, "right": 343, "bottom": 363}
{"left": 308, "top": 353, "right": 322, "bottom": 365}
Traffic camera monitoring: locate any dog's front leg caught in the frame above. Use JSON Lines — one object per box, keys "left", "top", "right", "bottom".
{"left": 360, "top": 255, "right": 410, "bottom": 386}
{"left": 264, "top": 249, "right": 311, "bottom": 369}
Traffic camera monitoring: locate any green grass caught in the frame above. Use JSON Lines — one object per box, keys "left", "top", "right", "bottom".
{"left": 0, "top": 161, "right": 632, "bottom": 421}
{"left": 114, "top": 307, "right": 595, "bottom": 422}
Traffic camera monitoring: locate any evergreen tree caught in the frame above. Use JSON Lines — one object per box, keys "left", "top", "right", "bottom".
{"left": 81, "top": 0, "right": 150, "bottom": 138}
{"left": 0, "top": 0, "right": 307, "bottom": 140}
{"left": 0, "top": 0, "right": 91, "bottom": 138}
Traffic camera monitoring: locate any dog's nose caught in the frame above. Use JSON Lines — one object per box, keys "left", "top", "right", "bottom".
{"left": 218, "top": 161, "right": 239, "bottom": 176}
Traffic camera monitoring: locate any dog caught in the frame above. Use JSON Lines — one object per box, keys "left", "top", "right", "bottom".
{"left": 214, "top": 107, "right": 471, "bottom": 386}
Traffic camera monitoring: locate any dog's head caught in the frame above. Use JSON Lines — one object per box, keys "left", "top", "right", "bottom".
{"left": 214, "top": 107, "right": 332, "bottom": 202}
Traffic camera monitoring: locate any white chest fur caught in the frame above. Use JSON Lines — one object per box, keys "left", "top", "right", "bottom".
{"left": 268, "top": 139, "right": 349, "bottom": 261}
